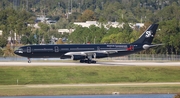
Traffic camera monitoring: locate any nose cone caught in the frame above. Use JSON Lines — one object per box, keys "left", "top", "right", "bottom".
{"left": 14, "top": 49, "right": 23, "bottom": 56}
{"left": 14, "top": 50, "right": 18, "bottom": 55}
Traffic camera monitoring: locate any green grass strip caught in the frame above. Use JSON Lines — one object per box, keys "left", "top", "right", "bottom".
{"left": 0, "top": 66, "right": 180, "bottom": 85}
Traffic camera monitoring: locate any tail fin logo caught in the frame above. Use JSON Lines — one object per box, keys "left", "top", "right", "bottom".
{"left": 145, "top": 31, "right": 153, "bottom": 38}
{"left": 132, "top": 24, "right": 158, "bottom": 44}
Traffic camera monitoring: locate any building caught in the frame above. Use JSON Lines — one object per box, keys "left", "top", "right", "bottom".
{"left": 58, "top": 29, "right": 75, "bottom": 34}
{"left": 73, "top": 21, "right": 142, "bottom": 29}
{"left": 134, "top": 23, "right": 144, "bottom": 28}
{"left": 35, "top": 15, "right": 57, "bottom": 24}
{"left": 74, "top": 21, "right": 98, "bottom": 28}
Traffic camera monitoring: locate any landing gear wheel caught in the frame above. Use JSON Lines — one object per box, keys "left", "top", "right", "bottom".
{"left": 28, "top": 58, "right": 31, "bottom": 63}
{"left": 91, "top": 60, "right": 96, "bottom": 63}
{"left": 80, "top": 56, "right": 97, "bottom": 64}
{"left": 87, "top": 60, "right": 96, "bottom": 64}
{"left": 80, "top": 59, "right": 85, "bottom": 63}
{"left": 28, "top": 60, "right": 31, "bottom": 63}
{"left": 88, "top": 60, "right": 91, "bottom": 64}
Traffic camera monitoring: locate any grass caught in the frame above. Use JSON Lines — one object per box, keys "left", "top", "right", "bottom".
{"left": 0, "top": 66, "right": 180, "bottom": 85}
{"left": 0, "top": 65, "right": 180, "bottom": 96}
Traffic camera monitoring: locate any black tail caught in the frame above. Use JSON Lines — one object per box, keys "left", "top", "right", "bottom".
{"left": 132, "top": 24, "right": 159, "bottom": 44}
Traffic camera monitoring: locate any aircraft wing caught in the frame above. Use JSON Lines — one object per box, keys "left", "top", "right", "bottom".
{"left": 64, "top": 49, "right": 127, "bottom": 56}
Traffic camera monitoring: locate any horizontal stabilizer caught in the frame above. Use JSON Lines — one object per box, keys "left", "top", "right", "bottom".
{"left": 143, "top": 44, "right": 163, "bottom": 49}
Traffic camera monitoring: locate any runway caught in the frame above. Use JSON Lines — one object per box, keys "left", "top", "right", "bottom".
{"left": 25, "top": 82, "right": 180, "bottom": 88}
{"left": 0, "top": 61, "right": 180, "bottom": 66}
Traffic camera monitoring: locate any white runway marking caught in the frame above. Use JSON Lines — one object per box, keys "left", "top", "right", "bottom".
{"left": 0, "top": 61, "right": 180, "bottom": 66}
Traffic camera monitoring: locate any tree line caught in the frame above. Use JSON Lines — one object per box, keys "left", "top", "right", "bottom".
{"left": 1, "top": 0, "right": 180, "bottom": 56}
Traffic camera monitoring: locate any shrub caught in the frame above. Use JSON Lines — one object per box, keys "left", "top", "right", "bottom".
{"left": 174, "top": 94, "right": 180, "bottom": 98}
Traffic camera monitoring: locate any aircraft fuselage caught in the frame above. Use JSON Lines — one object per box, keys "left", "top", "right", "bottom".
{"left": 14, "top": 44, "right": 143, "bottom": 59}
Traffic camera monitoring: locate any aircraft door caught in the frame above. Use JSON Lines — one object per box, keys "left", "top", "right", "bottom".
{"left": 27, "top": 47, "right": 31, "bottom": 53}
{"left": 97, "top": 46, "right": 100, "bottom": 51}
{"left": 54, "top": 46, "right": 59, "bottom": 52}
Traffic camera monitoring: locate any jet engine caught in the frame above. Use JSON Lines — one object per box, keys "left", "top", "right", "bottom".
{"left": 93, "top": 53, "right": 108, "bottom": 58}
{"left": 71, "top": 55, "right": 86, "bottom": 60}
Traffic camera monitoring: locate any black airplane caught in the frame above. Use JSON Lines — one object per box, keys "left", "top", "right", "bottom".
{"left": 14, "top": 24, "right": 160, "bottom": 63}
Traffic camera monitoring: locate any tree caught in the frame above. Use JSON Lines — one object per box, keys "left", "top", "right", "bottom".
{"left": 44, "top": 33, "right": 51, "bottom": 44}
{"left": 21, "top": 36, "right": 28, "bottom": 45}
{"left": 69, "top": 25, "right": 106, "bottom": 44}
{"left": 34, "top": 29, "right": 40, "bottom": 44}
{"left": 3, "top": 44, "right": 14, "bottom": 57}
{"left": 158, "top": 19, "right": 180, "bottom": 54}
{"left": 0, "top": 36, "right": 7, "bottom": 48}
{"left": 56, "top": 38, "right": 64, "bottom": 44}
{"left": 101, "top": 32, "right": 128, "bottom": 44}
{"left": 0, "top": 48, "right": 3, "bottom": 56}
{"left": 28, "top": 33, "right": 37, "bottom": 44}
{"left": 38, "top": 22, "right": 50, "bottom": 32}
{"left": 68, "top": 26, "right": 89, "bottom": 43}
{"left": 129, "top": 30, "right": 140, "bottom": 43}
{"left": 78, "top": 9, "right": 96, "bottom": 22}
{"left": 152, "top": 2, "right": 180, "bottom": 23}
{"left": 101, "top": 33, "right": 117, "bottom": 43}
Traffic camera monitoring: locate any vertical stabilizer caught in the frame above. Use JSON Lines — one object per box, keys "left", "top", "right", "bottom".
{"left": 132, "top": 24, "right": 159, "bottom": 44}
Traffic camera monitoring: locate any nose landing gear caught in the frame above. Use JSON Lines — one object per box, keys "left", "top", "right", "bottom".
{"left": 28, "top": 58, "right": 31, "bottom": 63}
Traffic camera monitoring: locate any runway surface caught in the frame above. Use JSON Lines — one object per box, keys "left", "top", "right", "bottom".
{"left": 25, "top": 82, "right": 180, "bottom": 88}
{"left": 0, "top": 61, "right": 180, "bottom": 66}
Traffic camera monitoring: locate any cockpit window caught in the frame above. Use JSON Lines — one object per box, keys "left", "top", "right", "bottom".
{"left": 18, "top": 48, "right": 23, "bottom": 51}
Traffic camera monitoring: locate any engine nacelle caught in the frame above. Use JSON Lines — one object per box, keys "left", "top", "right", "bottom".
{"left": 93, "top": 53, "right": 108, "bottom": 59}
{"left": 71, "top": 55, "right": 86, "bottom": 60}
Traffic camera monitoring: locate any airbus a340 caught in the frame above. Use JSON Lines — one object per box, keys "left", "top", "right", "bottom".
{"left": 14, "top": 24, "right": 160, "bottom": 63}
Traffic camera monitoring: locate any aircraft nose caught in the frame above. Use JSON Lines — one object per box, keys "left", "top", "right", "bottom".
{"left": 14, "top": 50, "right": 18, "bottom": 54}
{"left": 14, "top": 50, "right": 23, "bottom": 55}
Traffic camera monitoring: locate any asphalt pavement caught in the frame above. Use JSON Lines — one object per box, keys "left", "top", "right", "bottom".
{"left": 0, "top": 61, "right": 180, "bottom": 66}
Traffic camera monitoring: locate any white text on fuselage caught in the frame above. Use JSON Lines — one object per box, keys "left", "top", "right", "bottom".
{"left": 107, "top": 45, "right": 127, "bottom": 48}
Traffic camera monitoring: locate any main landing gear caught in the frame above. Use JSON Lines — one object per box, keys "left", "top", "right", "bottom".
{"left": 80, "top": 56, "right": 96, "bottom": 64}
{"left": 28, "top": 58, "right": 31, "bottom": 63}
{"left": 80, "top": 59, "right": 96, "bottom": 64}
